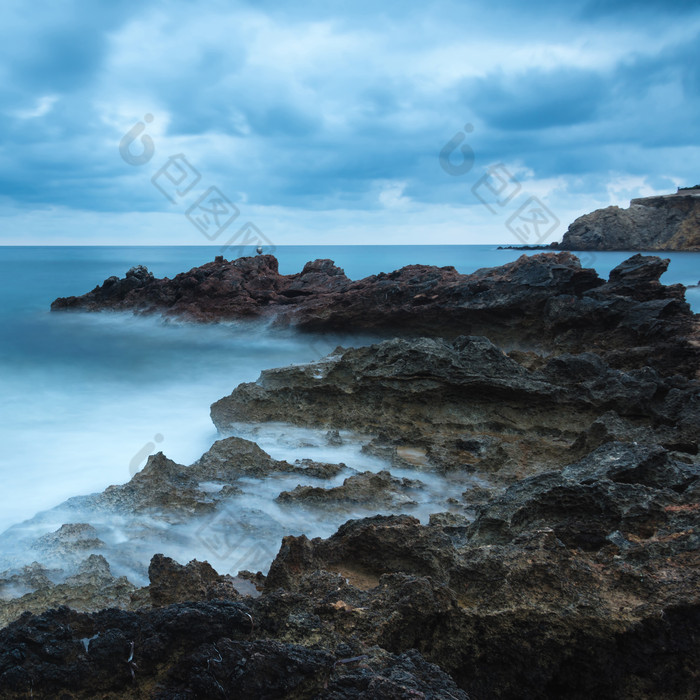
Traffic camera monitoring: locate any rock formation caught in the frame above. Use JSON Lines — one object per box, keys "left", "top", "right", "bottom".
{"left": 556, "top": 187, "right": 700, "bottom": 251}
{"left": 2, "top": 438, "right": 699, "bottom": 700}
{"left": 212, "top": 334, "right": 700, "bottom": 482}
{"left": 52, "top": 252, "right": 700, "bottom": 377}
{"left": 0, "top": 251, "right": 697, "bottom": 697}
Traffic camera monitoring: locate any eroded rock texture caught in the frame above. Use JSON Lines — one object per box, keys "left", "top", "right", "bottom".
{"left": 3, "top": 440, "right": 699, "bottom": 700}
{"left": 557, "top": 189, "right": 700, "bottom": 251}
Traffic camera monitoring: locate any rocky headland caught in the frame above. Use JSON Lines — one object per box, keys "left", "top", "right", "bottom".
{"left": 1, "top": 253, "right": 698, "bottom": 698}
{"left": 556, "top": 187, "right": 700, "bottom": 252}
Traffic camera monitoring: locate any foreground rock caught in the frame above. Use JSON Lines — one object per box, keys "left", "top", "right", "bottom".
{"left": 8, "top": 248, "right": 697, "bottom": 696}
{"left": 51, "top": 253, "right": 700, "bottom": 376}
{"left": 212, "top": 334, "right": 700, "bottom": 481}
{"left": 0, "top": 602, "right": 468, "bottom": 699}
{"left": 0, "top": 438, "right": 354, "bottom": 629}
{"left": 556, "top": 187, "right": 700, "bottom": 251}
{"left": 2, "top": 442, "right": 698, "bottom": 698}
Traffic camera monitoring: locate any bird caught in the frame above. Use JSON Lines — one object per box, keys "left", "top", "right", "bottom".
{"left": 256, "top": 246, "right": 263, "bottom": 255}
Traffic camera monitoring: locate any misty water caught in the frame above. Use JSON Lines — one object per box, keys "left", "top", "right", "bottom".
{"left": 1, "top": 245, "right": 698, "bottom": 588}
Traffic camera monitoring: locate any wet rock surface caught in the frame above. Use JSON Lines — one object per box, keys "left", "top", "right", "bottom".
{"left": 212, "top": 334, "right": 700, "bottom": 482}
{"left": 277, "top": 470, "right": 423, "bottom": 511}
{"left": 51, "top": 252, "right": 700, "bottom": 376}
{"left": 70, "top": 436, "right": 346, "bottom": 517}
{"left": 2, "top": 443, "right": 699, "bottom": 700}
{"left": 2, "top": 252, "right": 698, "bottom": 697}
{"left": 0, "top": 555, "right": 135, "bottom": 630}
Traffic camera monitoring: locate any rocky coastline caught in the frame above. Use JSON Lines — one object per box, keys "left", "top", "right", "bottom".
{"left": 556, "top": 188, "right": 700, "bottom": 252}
{"left": 500, "top": 187, "right": 700, "bottom": 253}
{"left": 1, "top": 253, "right": 699, "bottom": 698}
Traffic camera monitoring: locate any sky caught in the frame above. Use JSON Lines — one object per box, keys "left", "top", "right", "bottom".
{"left": 0, "top": 0, "right": 698, "bottom": 246}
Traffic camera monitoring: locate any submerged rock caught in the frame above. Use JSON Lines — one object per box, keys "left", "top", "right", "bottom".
{"left": 72, "top": 436, "right": 346, "bottom": 517}
{"left": 0, "top": 555, "right": 134, "bottom": 629}
{"left": 31, "top": 523, "right": 105, "bottom": 564}
{"left": 276, "top": 470, "right": 423, "bottom": 511}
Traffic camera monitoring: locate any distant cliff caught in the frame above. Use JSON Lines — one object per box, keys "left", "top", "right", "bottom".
{"left": 556, "top": 187, "right": 700, "bottom": 251}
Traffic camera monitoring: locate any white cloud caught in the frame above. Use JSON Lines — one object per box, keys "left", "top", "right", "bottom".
{"left": 12, "top": 95, "right": 58, "bottom": 119}
{"left": 605, "top": 175, "right": 675, "bottom": 207}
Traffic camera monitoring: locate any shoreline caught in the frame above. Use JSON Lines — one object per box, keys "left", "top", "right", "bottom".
{"left": 1, "top": 252, "right": 699, "bottom": 698}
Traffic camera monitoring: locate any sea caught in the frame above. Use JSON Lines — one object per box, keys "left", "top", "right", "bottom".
{"left": 0, "top": 245, "right": 698, "bottom": 580}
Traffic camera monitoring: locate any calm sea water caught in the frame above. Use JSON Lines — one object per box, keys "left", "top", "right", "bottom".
{"left": 0, "top": 245, "right": 698, "bottom": 535}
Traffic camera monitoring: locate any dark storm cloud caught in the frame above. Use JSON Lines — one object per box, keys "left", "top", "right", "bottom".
{"left": 0, "top": 0, "right": 698, "bottom": 241}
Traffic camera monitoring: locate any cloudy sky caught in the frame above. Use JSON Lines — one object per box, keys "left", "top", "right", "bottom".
{"left": 1, "top": 0, "right": 698, "bottom": 245}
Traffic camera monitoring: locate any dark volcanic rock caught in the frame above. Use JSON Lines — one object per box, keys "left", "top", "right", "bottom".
{"left": 212, "top": 335, "right": 700, "bottom": 481}
{"left": 0, "top": 601, "right": 468, "bottom": 699}
{"left": 51, "top": 252, "right": 700, "bottom": 376}
{"left": 556, "top": 189, "right": 700, "bottom": 251}
{"left": 145, "top": 554, "right": 241, "bottom": 607}
{"left": 27, "top": 246, "right": 700, "bottom": 697}
{"left": 276, "top": 470, "right": 423, "bottom": 511}
{"left": 466, "top": 442, "right": 699, "bottom": 549}
{"left": 265, "top": 515, "right": 459, "bottom": 593}
{"left": 1, "top": 440, "right": 699, "bottom": 699}
{"left": 256, "top": 444, "right": 699, "bottom": 698}
{"left": 73, "top": 436, "right": 344, "bottom": 516}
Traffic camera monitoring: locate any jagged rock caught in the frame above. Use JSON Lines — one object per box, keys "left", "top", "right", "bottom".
{"left": 193, "top": 436, "right": 345, "bottom": 480}
{"left": 0, "top": 555, "right": 135, "bottom": 629}
{"left": 31, "top": 523, "right": 104, "bottom": 563}
{"left": 466, "top": 442, "right": 700, "bottom": 549}
{"left": 0, "top": 563, "right": 57, "bottom": 602}
{"left": 51, "top": 253, "right": 700, "bottom": 376}
{"left": 18, "top": 247, "right": 700, "bottom": 697}
{"left": 258, "top": 455, "right": 700, "bottom": 698}
{"left": 428, "top": 511, "right": 471, "bottom": 530}
{"left": 276, "top": 470, "right": 423, "bottom": 511}
{"left": 212, "top": 335, "right": 700, "bottom": 481}
{"left": 556, "top": 189, "right": 700, "bottom": 251}
{"left": 291, "top": 458, "right": 347, "bottom": 479}
{"left": 146, "top": 554, "right": 240, "bottom": 606}
{"left": 73, "top": 437, "right": 345, "bottom": 516}
{"left": 2, "top": 451, "right": 699, "bottom": 699}
{"left": 326, "top": 429, "right": 343, "bottom": 446}
{"left": 265, "top": 515, "right": 457, "bottom": 593}
{"left": 0, "top": 602, "right": 467, "bottom": 699}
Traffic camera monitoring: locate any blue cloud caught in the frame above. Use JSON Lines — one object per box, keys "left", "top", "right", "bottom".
{"left": 0, "top": 0, "right": 698, "bottom": 242}
{"left": 465, "top": 68, "right": 605, "bottom": 131}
